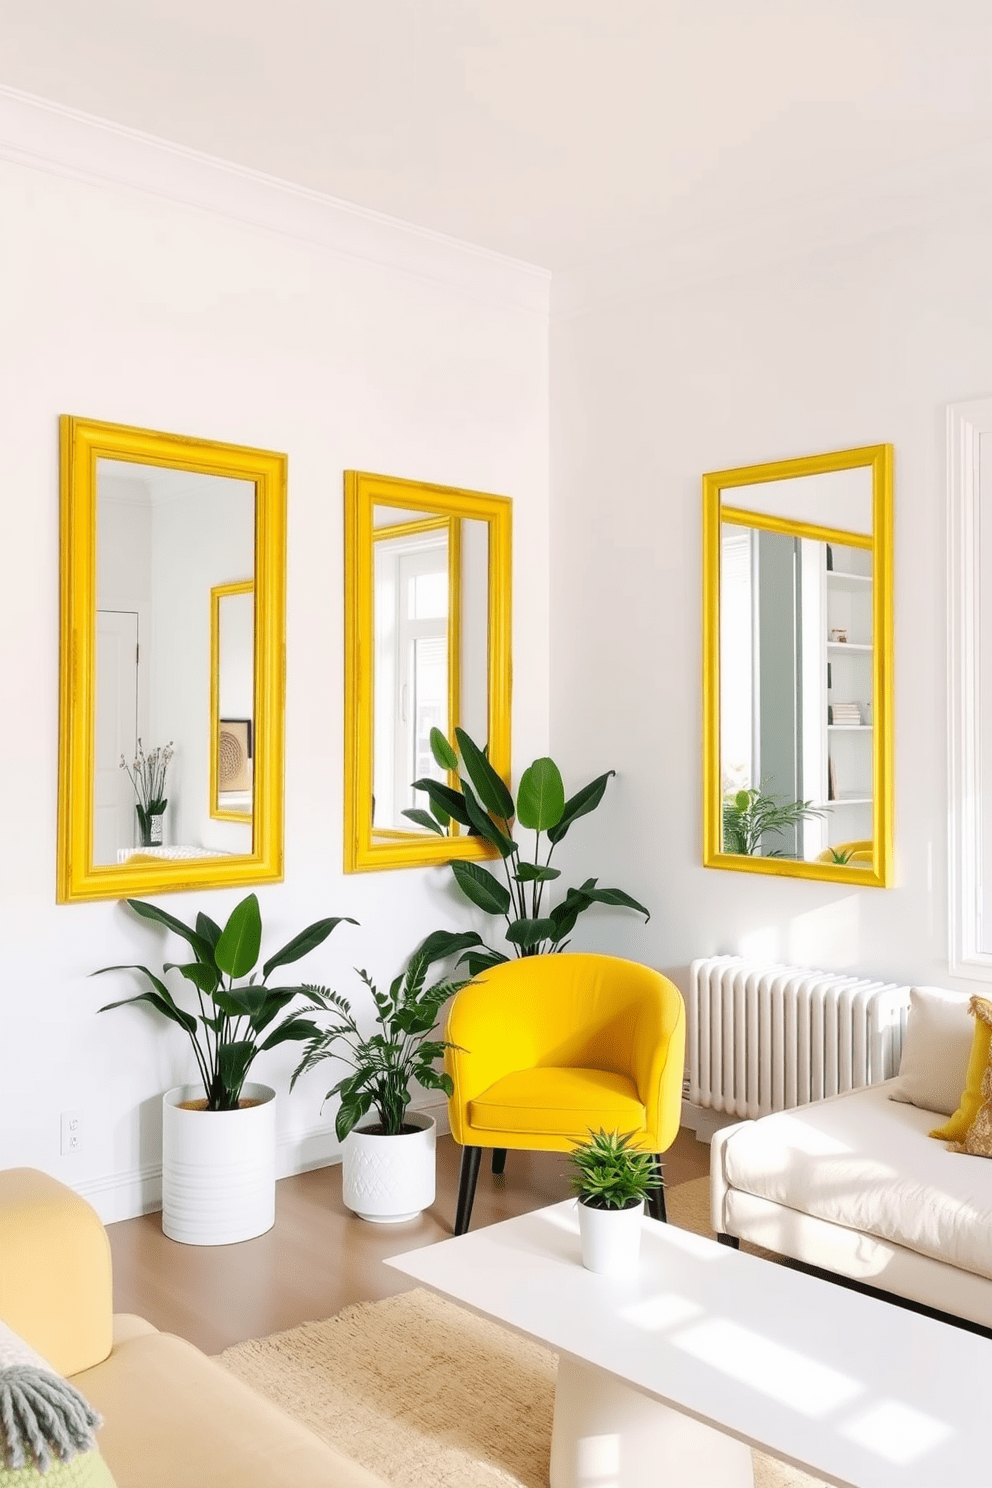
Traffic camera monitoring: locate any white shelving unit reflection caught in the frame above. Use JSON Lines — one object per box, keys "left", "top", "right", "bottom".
{"left": 822, "top": 544, "right": 873, "bottom": 852}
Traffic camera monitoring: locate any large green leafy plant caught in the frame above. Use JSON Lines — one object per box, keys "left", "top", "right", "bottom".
{"left": 407, "top": 728, "right": 649, "bottom": 973}
{"left": 568, "top": 1128, "right": 661, "bottom": 1212}
{"left": 95, "top": 894, "right": 356, "bottom": 1111}
{"left": 289, "top": 931, "right": 477, "bottom": 1139}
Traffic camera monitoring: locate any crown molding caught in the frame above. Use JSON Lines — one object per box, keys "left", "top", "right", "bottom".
{"left": 0, "top": 85, "right": 550, "bottom": 316}
{"left": 552, "top": 135, "right": 992, "bottom": 322}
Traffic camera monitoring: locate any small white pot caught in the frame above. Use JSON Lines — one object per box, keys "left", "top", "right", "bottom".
{"left": 161, "top": 1082, "right": 276, "bottom": 1246}
{"left": 578, "top": 1199, "right": 645, "bottom": 1275}
{"left": 342, "top": 1112, "right": 436, "bottom": 1223}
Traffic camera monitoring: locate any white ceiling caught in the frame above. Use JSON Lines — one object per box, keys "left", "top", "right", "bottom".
{"left": 1, "top": 0, "right": 991, "bottom": 270}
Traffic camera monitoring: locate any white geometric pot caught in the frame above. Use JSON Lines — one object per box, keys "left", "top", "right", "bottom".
{"left": 161, "top": 1082, "right": 276, "bottom": 1246}
{"left": 578, "top": 1199, "right": 645, "bottom": 1276}
{"left": 342, "top": 1112, "right": 436, "bottom": 1223}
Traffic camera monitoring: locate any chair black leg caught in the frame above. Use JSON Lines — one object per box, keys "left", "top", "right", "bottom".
{"left": 647, "top": 1157, "right": 667, "bottom": 1222}
{"left": 454, "top": 1146, "right": 482, "bottom": 1235}
{"left": 491, "top": 1148, "right": 507, "bottom": 1176}
{"left": 717, "top": 1233, "right": 740, "bottom": 1249}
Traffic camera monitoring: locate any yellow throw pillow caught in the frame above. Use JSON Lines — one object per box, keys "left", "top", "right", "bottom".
{"left": 930, "top": 996, "right": 992, "bottom": 1143}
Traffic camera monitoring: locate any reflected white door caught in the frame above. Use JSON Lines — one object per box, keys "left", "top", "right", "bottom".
{"left": 95, "top": 610, "right": 138, "bottom": 866}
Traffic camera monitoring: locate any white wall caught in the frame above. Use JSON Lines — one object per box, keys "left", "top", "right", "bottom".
{"left": 0, "top": 91, "right": 549, "bottom": 1220}
{"left": 550, "top": 193, "right": 992, "bottom": 996}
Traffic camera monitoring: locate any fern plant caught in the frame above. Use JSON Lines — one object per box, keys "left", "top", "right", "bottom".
{"left": 722, "top": 786, "right": 827, "bottom": 857}
{"left": 290, "top": 931, "right": 476, "bottom": 1139}
{"left": 568, "top": 1128, "right": 661, "bottom": 1212}
{"left": 407, "top": 727, "right": 649, "bottom": 974}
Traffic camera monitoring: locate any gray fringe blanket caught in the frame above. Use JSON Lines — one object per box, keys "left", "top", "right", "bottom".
{"left": 0, "top": 1319, "right": 101, "bottom": 1471}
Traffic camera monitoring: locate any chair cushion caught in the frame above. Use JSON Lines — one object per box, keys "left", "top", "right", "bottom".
{"left": 469, "top": 1067, "right": 646, "bottom": 1138}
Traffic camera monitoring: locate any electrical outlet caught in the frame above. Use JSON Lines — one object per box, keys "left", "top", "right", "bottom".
{"left": 60, "top": 1111, "right": 81, "bottom": 1155}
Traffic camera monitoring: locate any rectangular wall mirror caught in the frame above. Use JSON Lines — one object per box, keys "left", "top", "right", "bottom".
{"left": 58, "top": 416, "right": 286, "bottom": 902}
{"left": 702, "top": 444, "right": 893, "bottom": 887}
{"left": 344, "top": 470, "right": 511, "bottom": 872}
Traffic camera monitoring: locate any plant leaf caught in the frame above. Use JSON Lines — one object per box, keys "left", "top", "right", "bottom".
{"left": 430, "top": 728, "right": 459, "bottom": 773}
{"left": 505, "top": 917, "right": 557, "bottom": 948}
{"left": 581, "top": 885, "right": 651, "bottom": 921}
{"left": 400, "top": 808, "right": 445, "bottom": 836}
{"left": 454, "top": 728, "right": 515, "bottom": 820}
{"left": 516, "top": 758, "right": 565, "bottom": 832}
{"left": 460, "top": 780, "right": 516, "bottom": 857}
{"left": 262, "top": 916, "right": 358, "bottom": 979}
{"left": 335, "top": 1092, "right": 373, "bottom": 1142}
{"left": 460, "top": 949, "right": 509, "bottom": 976}
{"left": 259, "top": 1017, "right": 322, "bottom": 1051}
{"left": 217, "top": 1040, "right": 255, "bottom": 1096}
{"left": 547, "top": 771, "right": 615, "bottom": 845}
{"left": 126, "top": 899, "right": 214, "bottom": 965}
{"left": 411, "top": 929, "right": 485, "bottom": 970}
{"left": 451, "top": 861, "right": 512, "bottom": 916}
{"left": 195, "top": 912, "right": 223, "bottom": 949}
{"left": 164, "top": 960, "right": 219, "bottom": 995}
{"left": 215, "top": 894, "right": 263, "bottom": 978}
{"left": 513, "top": 863, "right": 561, "bottom": 883}
{"left": 411, "top": 778, "right": 472, "bottom": 827}
{"left": 96, "top": 982, "right": 197, "bottom": 1036}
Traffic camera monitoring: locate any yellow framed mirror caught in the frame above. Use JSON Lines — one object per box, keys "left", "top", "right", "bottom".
{"left": 702, "top": 444, "right": 893, "bottom": 887}
{"left": 57, "top": 416, "right": 286, "bottom": 902}
{"left": 344, "top": 470, "right": 512, "bottom": 872}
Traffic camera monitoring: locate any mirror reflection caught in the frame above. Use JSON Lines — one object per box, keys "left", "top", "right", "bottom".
{"left": 95, "top": 460, "right": 255, "bottom": 865}
{"left": 344, "top": 470, "right": 511, "bottom": 873}
{"left": 212, "top": 582, "right": 255, "bottom": 821}
{"left": 702, "top": 445, "right": 892, "bottom": 887}
{"left": 371, "top": 506, "right": 488, "bottom": 835}
{"left": 720, "top": 520, "right": 873, "bottom": 863}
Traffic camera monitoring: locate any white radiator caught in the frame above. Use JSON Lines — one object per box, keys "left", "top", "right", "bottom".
{"left": 688, "top": 956, "right": 911, "bottom": 1119}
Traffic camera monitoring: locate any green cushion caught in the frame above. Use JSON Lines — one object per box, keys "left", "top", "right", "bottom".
{"left": 0, "top": 1450, "right": 116, "bottom": 1486}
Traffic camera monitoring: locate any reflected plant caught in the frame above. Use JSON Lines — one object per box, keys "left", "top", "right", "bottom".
{"left": 121, "top": 738, "right": 174, "bottom": 840}
{"left": 722, "top": 786, "right": 827, "bottom": 857}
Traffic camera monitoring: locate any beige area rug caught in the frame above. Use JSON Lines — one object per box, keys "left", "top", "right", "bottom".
{"left": 217, "top": 1179, "right": 826, "bottom": 1488}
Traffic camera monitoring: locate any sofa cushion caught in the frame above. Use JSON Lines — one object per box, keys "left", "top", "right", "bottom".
{"left": 717, "top": 1083, "right": 992, "bottom": 1282}
{"left": 72, "top": 1328, "right": 387, "bottom": 1488}
{"left": 931, "top": 996, "right": 992, "bottom": 1144}
{"left": 888, "top": 985, "right": 974, "bottom": 1116}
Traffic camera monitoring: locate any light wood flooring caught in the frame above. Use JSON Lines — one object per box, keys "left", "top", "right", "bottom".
{"left": 107, "top": 1128, "right": 710, "bottom": 1355}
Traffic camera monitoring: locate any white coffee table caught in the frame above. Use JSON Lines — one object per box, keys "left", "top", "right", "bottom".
{"left": 387, "top": 1201, "right": 987, "bottom": 1488}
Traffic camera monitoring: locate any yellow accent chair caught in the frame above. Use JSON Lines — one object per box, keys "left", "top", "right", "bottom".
{"left": 445, "top": 952, "right": 686, "bottom": 1234}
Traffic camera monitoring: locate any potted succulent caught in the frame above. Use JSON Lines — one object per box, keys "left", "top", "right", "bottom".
{"left": 95, "top": 893, "right": 356, "bottom": 1245}
{"left": 290, "top": 930, "right": 475, "bottom": 1223}
{"left": 408, "top": 728, "right": 650, "bottom": 974}
{"left": 568, "top": 1128, "right": 662, "bottom": 1275}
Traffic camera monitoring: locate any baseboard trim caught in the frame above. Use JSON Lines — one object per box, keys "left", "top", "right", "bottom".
{"left": 74, "top": 1093, "right": 453, "bottom": 1225}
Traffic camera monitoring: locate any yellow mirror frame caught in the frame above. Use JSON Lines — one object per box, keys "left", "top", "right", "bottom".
{"left": 57, "top": 416, "right": 287, "bottom": 902}
{"left": 702, "top": 443, "right": 893, "bottom": 887}
{"left": 344, "top": 470, "right": 512, "bottom": 873}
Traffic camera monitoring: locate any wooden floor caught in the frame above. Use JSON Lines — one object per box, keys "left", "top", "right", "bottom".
{"left": 107, "top": 1128, "right": 710, "bottom": 1354}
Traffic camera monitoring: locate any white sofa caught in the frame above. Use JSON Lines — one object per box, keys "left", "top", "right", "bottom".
{"left": 711, "top": 1080, "right": 992, "bottom": 1330}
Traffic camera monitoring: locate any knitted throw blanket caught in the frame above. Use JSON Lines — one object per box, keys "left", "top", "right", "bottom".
{"left": 0, "top": 1321, "right": 101, "bottom": 1472}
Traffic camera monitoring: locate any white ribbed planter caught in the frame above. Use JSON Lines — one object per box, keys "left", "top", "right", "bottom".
{"left": 578, "top": 1199, "right": 645, "bottom": 1276}
{"left": 162, "top": 1082, "right": 276, "bottom": 1246}
{"left": 342, "top": 1112, "right": 435, "bottom": 1223}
